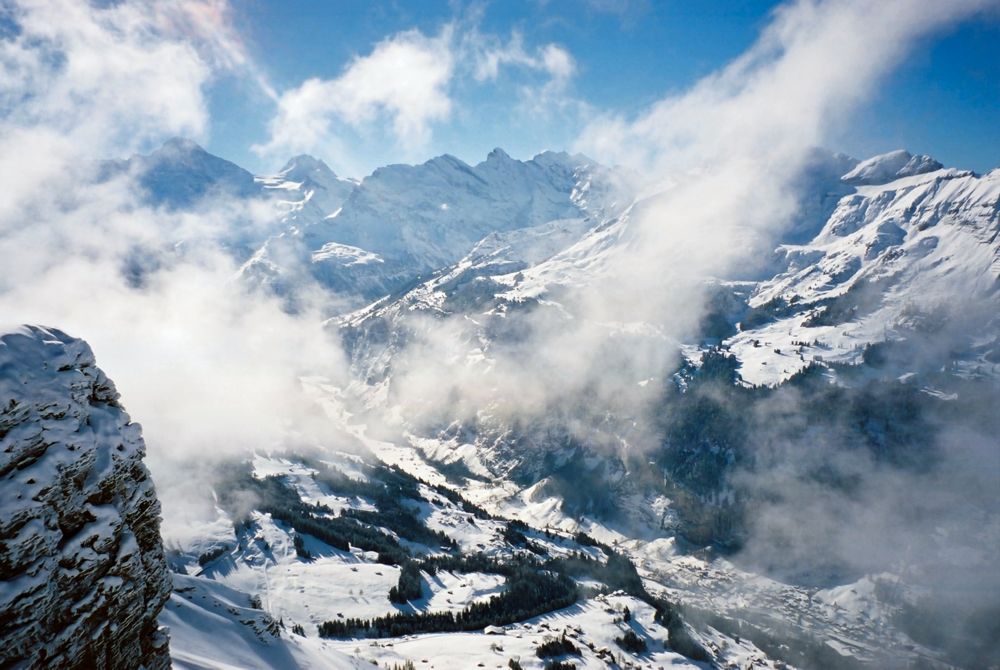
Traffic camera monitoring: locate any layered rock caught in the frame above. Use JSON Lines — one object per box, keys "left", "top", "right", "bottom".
{"left": 0, "top": 326, "right": 171, "bottom": 669}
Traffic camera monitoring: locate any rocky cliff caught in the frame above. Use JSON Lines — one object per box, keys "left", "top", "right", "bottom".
{"left": 0, "top": 326, "right": 171, "bottom": 669}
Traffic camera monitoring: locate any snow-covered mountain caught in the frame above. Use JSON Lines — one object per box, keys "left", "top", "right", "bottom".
{"left": 728, "top": 152, "right": 1000, "bottom": 386}
{"left": 341, "top": 148, "right": 998, "bottom": 388}
{"left": 320, "top": 147, "right": 1000, "bottom": 669}
{"left": 99, "top": 141, "right": 997, "bottom": 379}
{"left": 101, "top": 139, "right": 630, "bottom": 308}
{"left": 333, "top": 145, "right": 999, "bottom": 576}
{"left": 241, "top": 148, "right": 632, "bottom": 304}
{"left": 255, "top": 154, "right": 358, "bottom": 232}
{"left": 98, "top": 139, "right": 357, "bottom": 263}
{"left": 310, "top": 148, "right": 622, "bottom": 268}
{"left": 91, "top": 140, "right": 1000, "bottom": 503}
{"left": 840, "top": 149, "right": 943, "bottom": 186}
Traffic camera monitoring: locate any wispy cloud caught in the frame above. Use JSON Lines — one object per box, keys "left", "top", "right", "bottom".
{"left": 252, "top": 21, "right": 581, "bottom": 165}
{"left": 154, "top": 0, "right": 278, "bottom": 100}
{"left": 467, "top": 30, "right": 575, "bottom": 85}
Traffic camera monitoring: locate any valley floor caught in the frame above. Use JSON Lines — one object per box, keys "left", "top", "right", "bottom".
{"left": 159, "top": 433, "right": 955, "bottom": 670}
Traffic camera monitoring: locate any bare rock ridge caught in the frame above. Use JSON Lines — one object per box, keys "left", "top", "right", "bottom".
{"left": 0, "top": 326, "right": 171, "bottom": 669}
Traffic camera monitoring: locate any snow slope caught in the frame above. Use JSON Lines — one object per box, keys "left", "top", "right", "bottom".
{"left": 163, "top": 573, "right": 372, "bottom": 670}
{"left": 729, "top": 163, "right": 1000, "bottom": 385}
{"left": 159, "top": 446, "right": 790, "bottom": 670}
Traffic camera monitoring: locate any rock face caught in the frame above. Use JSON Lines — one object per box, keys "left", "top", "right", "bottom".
{"left": 0, "top": 326, "right": 171, "bottom": 669}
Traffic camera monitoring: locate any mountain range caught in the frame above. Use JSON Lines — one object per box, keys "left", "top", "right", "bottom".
{"left": 3, "top": 138, "right": 998, "bottom": 669}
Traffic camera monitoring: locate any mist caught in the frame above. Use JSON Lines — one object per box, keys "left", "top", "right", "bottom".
{"left": 0, "top": 0, "right": 353, "bottom": 536}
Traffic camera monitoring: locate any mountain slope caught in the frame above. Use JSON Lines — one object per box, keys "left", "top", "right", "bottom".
{"left": 729, "top": 160, "right": 1000, "bottom": 386}
{"left": 161, "top": 450, "right": 782, "bottom": 670}
{"left": 164, "top": 573, "right": 371, "bottom": 670}
{"left": 340, "top": 148, "right": 1000, "bottom": 393}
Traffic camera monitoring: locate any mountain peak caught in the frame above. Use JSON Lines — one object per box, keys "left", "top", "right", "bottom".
{"left": 130, "top": 138, "right": 255, "bottom": 207}
{"left": 897, "top": 153, "right": 944, "bottom": 178}
{"left": 156, "top": 136, "right": 206, "bottom": 156}
{"left": 278, "top": 154, "right": 338, "bottom": 182}
{"left": 842, "top": 149, "right": 943, "bottom": 185}
{"left": 486, "top": 147, "right": 512, "bottom": 162}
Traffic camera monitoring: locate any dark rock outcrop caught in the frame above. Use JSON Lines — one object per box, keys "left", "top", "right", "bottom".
{"left": 0, "top": 326, "right": 171, "bottom": 669}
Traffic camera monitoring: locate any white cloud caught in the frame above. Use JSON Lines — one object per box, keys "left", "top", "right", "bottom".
{"left": 465, "top": 30, "right": 579, "bottom": 118}
{"left": 469, "top": 30, "right": 575, "bottom": 85}
{"left": 576, "top": 0, "right": 996, "bottom": 176}
{"left": 0, "top": 0, "right": 210, "bottom": 158}
{"left": 540, "top": 43, "right": 575, "bottom": 82}
{"left": 254, "top": 24, "right": 580, "bottom": 165}
{"left": 253, "top": 28, "right": 455, "bottom": 159}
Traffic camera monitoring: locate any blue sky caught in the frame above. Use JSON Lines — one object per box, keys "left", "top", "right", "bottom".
{"left": 204, "top": 1, "right": 1000, "bottom": 178}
